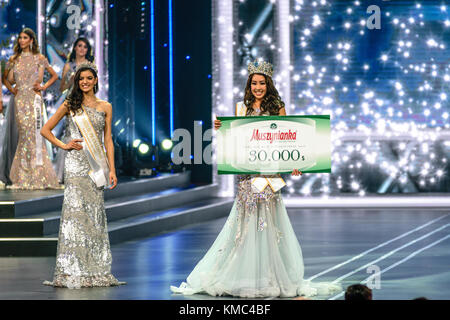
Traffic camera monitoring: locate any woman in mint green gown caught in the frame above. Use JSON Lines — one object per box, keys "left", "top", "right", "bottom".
{"left": 171, "top": 60, "right": 341, "bottom": 298}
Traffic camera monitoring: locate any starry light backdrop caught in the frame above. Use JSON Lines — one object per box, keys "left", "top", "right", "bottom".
{"left": 213, "top": 0, "right": 450, "bottom": 196}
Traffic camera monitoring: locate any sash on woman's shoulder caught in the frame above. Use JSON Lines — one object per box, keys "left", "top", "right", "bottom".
{"left": 72, "top": 106, "right": 110, "bottom": 188}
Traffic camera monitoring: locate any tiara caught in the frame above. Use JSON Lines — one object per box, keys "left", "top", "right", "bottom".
{"left": 247, "top": 60, "right": 273, "bottom": 78}
{"left": 75, "top": 61, "right": 98, "bottom": 74}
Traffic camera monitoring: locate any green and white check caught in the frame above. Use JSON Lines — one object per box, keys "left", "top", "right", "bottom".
{"left": 216, "top": 115, "right": 331, "bottom": 174}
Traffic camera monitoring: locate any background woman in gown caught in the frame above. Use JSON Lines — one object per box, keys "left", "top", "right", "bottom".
{"left": 0, "top": 27, "right": 60, "bottom": 189}
{"left": 41, "top": 62, "right": 125, "bottom": 288}
{"left": 54, "top": 37, "right": 95, "bottom": 183}
{"left": 171, "top": 60, "right": 341, "bottom": 298}
{"left": 60, "top": 37, "right": 94, "bottom": 93}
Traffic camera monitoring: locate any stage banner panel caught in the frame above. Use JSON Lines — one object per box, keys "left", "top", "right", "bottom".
{"left": 216, "top": 115, "right": 331, "bottom": 174}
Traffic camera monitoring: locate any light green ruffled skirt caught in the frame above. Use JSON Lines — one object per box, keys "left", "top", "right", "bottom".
{"left": 171, "top": 195, "right": 341, "bottom": 298}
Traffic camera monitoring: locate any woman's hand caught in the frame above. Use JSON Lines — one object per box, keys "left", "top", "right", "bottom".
{"left": 214, "top": 119, "right": 222, "bottom": 130}
{"left": 291, "top": 169, "right": 302, "bottom": 176}
{"left": 63, "top": 139, "right": 83, "bottom": 151}
{"left": 109, "top": 171, "right": 118, "bottom": 189}
{"left": 33, "top": 82, "right": 45, "bottom": 93}
{"left": 10, "top": 87, "right": 18, "bottom": 96}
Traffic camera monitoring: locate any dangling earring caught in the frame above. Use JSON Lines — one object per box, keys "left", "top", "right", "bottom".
{"left": 30, "top": 43, "right": 33, "bottom": 50}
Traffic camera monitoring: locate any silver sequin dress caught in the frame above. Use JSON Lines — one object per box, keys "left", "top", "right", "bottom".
{"left": 44, "top": 106, "right": 125, "bottom": 289}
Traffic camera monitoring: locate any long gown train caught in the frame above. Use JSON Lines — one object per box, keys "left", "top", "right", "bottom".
{"left": 171, "top": 175, "right": 341, "bottom": 298}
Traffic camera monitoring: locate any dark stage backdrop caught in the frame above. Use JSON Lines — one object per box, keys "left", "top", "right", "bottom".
{"left": 172, "top": 0, "right": 212, "bottom": 184}
{"left": 108, "top": 0, "right": 212, "bottom": 183}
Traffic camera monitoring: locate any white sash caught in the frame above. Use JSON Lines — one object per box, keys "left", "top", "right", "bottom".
{"left": 235, "top": 101, "right": 286, "bottom": 193}
{"left": 72, "top": 106, "right": 110, "bottom": 188}
{"left": 33, "top": 94, "right": 43, "bottom": 166}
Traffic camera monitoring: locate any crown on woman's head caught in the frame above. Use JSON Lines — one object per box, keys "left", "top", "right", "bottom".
{"left": 247, "top": 59, "right": 273, "bottom": 78}
{"left": 75, "top": 61, "right": 98, "bottom": 74}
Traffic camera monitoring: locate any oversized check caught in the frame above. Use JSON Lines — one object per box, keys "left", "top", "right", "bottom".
{"left": 216, "top": 115, "right": 330, "bottom": 174}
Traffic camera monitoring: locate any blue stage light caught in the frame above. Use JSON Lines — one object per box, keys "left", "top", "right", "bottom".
{"left": 150, "top": 0, "right": 156, "bottom": 146}
{"left": 169, "top": 0, "right": 174, "bottom": 138}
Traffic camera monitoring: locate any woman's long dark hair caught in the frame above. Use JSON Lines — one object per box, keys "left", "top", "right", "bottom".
{"left": 68, "top": 37, "right": 94, "bottom": 63}
{"left": 243, "top": 73, "right": 285, "bottom": 115}
{"left": 11, "top": 28, "right": 40, "bottom": 62}
{"left": 66, "top": 67, "right": 99, "bottom": 114}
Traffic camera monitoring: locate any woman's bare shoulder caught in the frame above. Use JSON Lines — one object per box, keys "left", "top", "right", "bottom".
{"left": 96, "top": 99, "right": 112, "bottom": 113}
{"left": 97, "top": 99, "right": 112, "bottom": 107}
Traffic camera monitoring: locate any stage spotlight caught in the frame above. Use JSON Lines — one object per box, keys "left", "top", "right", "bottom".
{"left": 129, "top": 138, "right": 159, "bottom": 177}
{"left": 138, "top": 143, "right": 150, "bottom": 154}
{"left": 133, "top": 139, "right": 141, "bottom": 148}
{"left": 161, "top": 139, "right": 173, "bottom": 150}
{"left": 158, "top": 138, "right": 185, "bottom": 173}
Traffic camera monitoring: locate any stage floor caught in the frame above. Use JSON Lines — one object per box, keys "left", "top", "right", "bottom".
{"left": 0, "top": 207, "right": 449, "bottom": 300}
{"left": 0, "top": 189, "right": 63, "bottom": 201}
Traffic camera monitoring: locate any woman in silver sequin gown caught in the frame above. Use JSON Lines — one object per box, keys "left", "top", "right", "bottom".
{"left": 171, "top": 63, "right": 341, "bottom": 298}
{"left": 41, "top": 63, "right": 125, "bottom": 289}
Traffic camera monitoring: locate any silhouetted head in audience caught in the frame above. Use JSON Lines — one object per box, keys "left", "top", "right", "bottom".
{"left": 413, "top": 297, "right": 428, "bottom": 300}
{"left": 345, "top": 284, "right": 372, "bottom": 301}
